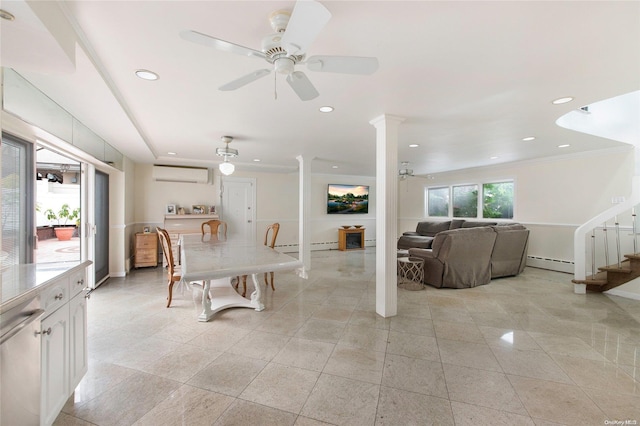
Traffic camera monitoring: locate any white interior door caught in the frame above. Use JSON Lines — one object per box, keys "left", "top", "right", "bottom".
{"left": 220, "top": 177, "right": 256, "bottom": 242}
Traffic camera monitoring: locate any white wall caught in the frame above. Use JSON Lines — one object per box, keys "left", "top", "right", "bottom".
{"left": 133, "top": 165, "right": 376, "bottom": 250}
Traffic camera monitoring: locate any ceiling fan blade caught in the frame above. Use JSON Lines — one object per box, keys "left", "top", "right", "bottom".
{"left": 219, "top": 69, "right": 271, "bottom": 91}
{"left": 286, "top": 71, "right": 319, "bottom": 101}
{"left": 306, "top": 56, "right": 379, "bottom": 75}
{"left": 180, "top": 30, "right": 266, "bottom": 59}
{"left": 280, "top": 0, "right": 332, "bottom": 56}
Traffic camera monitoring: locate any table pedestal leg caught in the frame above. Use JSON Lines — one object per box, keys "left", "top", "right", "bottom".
{"left": 198, "top": 279, "right": 213, "bottom": 321}
{"left": 249, "top": 273, "right": 265, "bottom": 311}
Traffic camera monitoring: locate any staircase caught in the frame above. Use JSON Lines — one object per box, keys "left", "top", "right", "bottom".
{"left": 572, "top": 253, "right": 640, "bottom": 292}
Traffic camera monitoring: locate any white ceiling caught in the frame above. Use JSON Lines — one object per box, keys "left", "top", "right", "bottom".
{"left": 2, "top": 0, "right": 639, "bottom": 177}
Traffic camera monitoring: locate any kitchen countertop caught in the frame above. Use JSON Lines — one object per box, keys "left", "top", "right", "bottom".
{"left": 0, "top": 261, "right": 92, "bottom": 314}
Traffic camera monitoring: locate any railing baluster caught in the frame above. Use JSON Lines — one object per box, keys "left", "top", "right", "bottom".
{"left": 633, "top": 207, "right": 638, "bottom": 254}
{"left": 603, "top": 221, "right": 610, "bottom": 268}
{"left": 591, "top": 229, "right": 596, "bottom": 279}
{"left": 615, "top": 216, "right": 621, "bottom": 269}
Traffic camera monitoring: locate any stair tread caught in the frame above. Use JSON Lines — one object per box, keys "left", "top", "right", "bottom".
{"left": 572, "top": 278, "right": 608, "bottom": 285}
{"left": 624, "top": 253, "right": 640, "bottom": 260}
{"left": 598, "top": 266, "right": 632, "bottom": 273}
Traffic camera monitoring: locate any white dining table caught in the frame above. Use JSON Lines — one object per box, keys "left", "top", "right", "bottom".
{"left": 180, "top": 233, "right": 305, "bottom": 322}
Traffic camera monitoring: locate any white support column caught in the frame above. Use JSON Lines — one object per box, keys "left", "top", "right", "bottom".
{"left": 370, "top": 114, "right": 405, "bottom": 318}
{"left": 297, "top": 155, "right": 311, "bottom": 276}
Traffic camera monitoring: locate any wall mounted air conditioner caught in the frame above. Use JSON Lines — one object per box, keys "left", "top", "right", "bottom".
{"left": 152, "top": 165, "right": 209, "bottom": 183}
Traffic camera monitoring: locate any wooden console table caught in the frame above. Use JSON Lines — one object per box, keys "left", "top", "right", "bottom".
{"left": 338, "top": 228, "right": 365, "bottom": 251}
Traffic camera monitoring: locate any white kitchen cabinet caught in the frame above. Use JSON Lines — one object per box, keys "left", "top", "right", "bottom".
{"left": 40, "top": 304, "right": 69, "bottom": 426}
{"left": 40, "top": 267, "right": 87, "bottom": 426}
{"left": 68, "top": 291, "right": 88, "bottom": 391}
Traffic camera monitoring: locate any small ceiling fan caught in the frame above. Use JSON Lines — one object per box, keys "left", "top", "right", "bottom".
{"left": 180, "top": 0, "right": 379, "bottom": 101}
{"left": 399, "top": 162, "right": 414, "bottom": 180}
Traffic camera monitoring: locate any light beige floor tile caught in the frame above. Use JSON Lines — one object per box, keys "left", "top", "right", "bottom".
{"left": 66, "top": 372, "right": 181, "bottom": 426}
{"left": 106, "top": 337, "right": 183, "bottom": 372}
{"left": 338, "top": 324, "right": 389, "bottom": 352}
{"left": 132, "top": 384, "right": 233, "bottom": 425}
{"left": 479, "top": 326, "right": 542, "bottom": 351}
{"left": 376, "top": 386, "right": 454, "bottom": 425}
{"left": 257, "top": 312, "right": 309, "bottom": 336}
{"left": 227, "top": 330, "right": 290, "bottom": 361}
{"left": 272, "top": 337, "right": 335, "bottom": 372}
{"left": 348, "top": 309, "right": 391, "bottom": 330}
{"left": 509, "top": 375, "right": 608, "bottom": 425}
{"left": 52, "top": 412, "right": 95, "bottom": 426}
{"left": 62, "top": 361, "right": 136, "bottom": 410}
{"left": 437, "top": 338, "right": 502, "bottom": 372}
{"left": 240, "top": 363, "right": 319, "bottom": 414}
{"left": 386, "top": 330, "right": 440, "bottom": 361}
{"left": 140, "top": 344, "right": 223, "bottom": 383}
{"left": 491, "top": 346, "right": 572, "bottom": 383}
{"left": 528, "top": 331, "right": 607, "bottom": 361}
{"left": 434, "top": 320, "right": 486, "bottom": 343}
{"left": 429, "top": 306, "right": 475, "bottom": 324}
{"left": 150, "top": 321, "right": 208, "bottom": 344}
{"left": 300, "top": 374, "right": 379, "bottom": 426}
{"left": 382, "top": 353, "right": 448, "bottom": 398}
{"left": 294, "top": 318, "right": 346, "bottom": 343}
{"left": 323, "top": 345, "right": 385, "bottom": 384}
{"left": 470, "top": 311, "right": 524, "bottom": 329}
{"left": 213, "top": 399, "right": 297, "bottom": 425}
{"left": 294, "top": 416, "right": 335, "bottom": 425}
{"left": 389, "top": 315, "right": 435, "bottom": 336}
{"left": 186, "top": 352, "right": 267, "bottom": 397}
{"left": 552, "top": 354, "right": 640, "bottom": 395}
{"left": 311, "top": 304, "right": 355, "bottom": 322}
{"left": 443, "top": 363, "right": 528, "bottom": 415}
{"left": 450, "top": 401, "right": 535, "bottom": 426}
{"left": 583, "top": 387, "right": 640, "bottom": 421}
{"left": 590, "top": 338, "right": 640, "bottom": 367}
{"left": 187, "top": 323, "right": 251, "bottom": 352}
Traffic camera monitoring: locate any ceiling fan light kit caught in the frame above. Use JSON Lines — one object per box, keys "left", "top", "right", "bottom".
{"left": 180, "top": 0, "right": 379, "bottom": 101}
{"left": 216, "top": 136, "right": 237, "bottom": 175}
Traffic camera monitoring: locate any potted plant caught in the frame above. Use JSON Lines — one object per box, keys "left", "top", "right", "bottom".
{"left": 44, "top": 204, "right": 79, "bottom": 241}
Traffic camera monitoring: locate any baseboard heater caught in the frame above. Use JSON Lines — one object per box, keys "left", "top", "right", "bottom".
{"left": 526, "top": 255, "right": 574, "bottom": 273}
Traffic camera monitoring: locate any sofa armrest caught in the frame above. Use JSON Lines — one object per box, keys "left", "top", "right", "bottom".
{"left": 402, "top": 231, "right": 419, "bottom": 236}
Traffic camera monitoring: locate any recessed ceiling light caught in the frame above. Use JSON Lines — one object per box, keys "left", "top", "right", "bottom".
{"left": 253, "top": 159, "right": 261, "bottom": 162}
{"left": 552, "top": 96, "right": 574, "bottom": 105}
{"left": 0, "top": 9, "right": 15, "bottom": 20}
{"left": 558, "top": 144, "right": 570, "bottom": 148}
{"left": 522, "top": 136, "right": 536, "bottom": 141}
{"left": 135, "top": 69, "right": 159, "bottom": 81}
{"left": 319, "top": 106, "right": 334, "bottom": 113}
{"left": 332, "top": 165, "right": 338, "bottom": 169}
{"left": 490, "top": 156, "right": 499, "bottom": 160}
{"left": 409, "top": 144, "right": 419, "bottom": 148}
{"left": 167, "top": 151, "right": 176, "bottom": 155}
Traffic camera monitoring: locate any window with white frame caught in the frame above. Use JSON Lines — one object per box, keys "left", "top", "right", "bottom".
{"left": 426, "top": 180, "right": 514, "bottom": 219}
{"left": 427, "top": 187, "right": 449, "bottom": 217}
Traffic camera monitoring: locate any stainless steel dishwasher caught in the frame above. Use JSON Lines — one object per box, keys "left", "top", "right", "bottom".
{"left": 0, "top": 297, "right": 45, "bottom": 426}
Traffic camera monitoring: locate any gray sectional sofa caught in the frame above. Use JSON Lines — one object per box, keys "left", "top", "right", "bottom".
{"left": 401, "top": 222, "right": 529, "bottom": 289}
{"left": 397, "top": 219, "right": 497, "bottom": 250}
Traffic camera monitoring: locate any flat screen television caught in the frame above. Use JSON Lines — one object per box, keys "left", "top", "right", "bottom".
{"left": 327, "top": 184, "right": 369, "bottom": 214}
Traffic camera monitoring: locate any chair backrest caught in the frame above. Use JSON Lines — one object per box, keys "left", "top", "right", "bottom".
{"left": 264, "top": 223, "right": 280, "bottom": 249}
{"left": 201, "top": 220, "right": 227, "bottom": 238}
{"left": 156, "top": 227, "right": 175, "bottom": 272}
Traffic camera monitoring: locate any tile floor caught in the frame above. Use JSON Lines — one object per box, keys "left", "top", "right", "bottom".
{"left": 54, "top": 249, "right": 639, "bottom": 426}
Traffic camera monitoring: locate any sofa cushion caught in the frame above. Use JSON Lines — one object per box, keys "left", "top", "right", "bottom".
{"left": 450, "top": 219, "right": 465, "bottom": 230}
{"left": 461, "top": 221, "right": 497, "bottom": 228}
{"left": 397, "top": 235, "right": 434, "bottom": 250}
{"left": 416, "top": 221, "right": 451, "bottom": 237}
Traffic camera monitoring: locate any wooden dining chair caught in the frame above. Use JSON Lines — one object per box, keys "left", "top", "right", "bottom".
{"left": 235, "top": 223, "right": 280, "bottom": 297}
{"left": 201, "top": 219, "right": 227, "bottom": 238}
{"left": 156, "top": 227, "right": 181, "bottom": 308}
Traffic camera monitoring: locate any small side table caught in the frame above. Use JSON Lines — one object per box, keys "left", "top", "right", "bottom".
{"left": 397, "top": 257, "right": 424, "bottom": 290}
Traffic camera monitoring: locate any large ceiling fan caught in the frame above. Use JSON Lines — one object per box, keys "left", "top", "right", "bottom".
{"left": 180, "top": 0, "right": 379, "bottom": 101}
